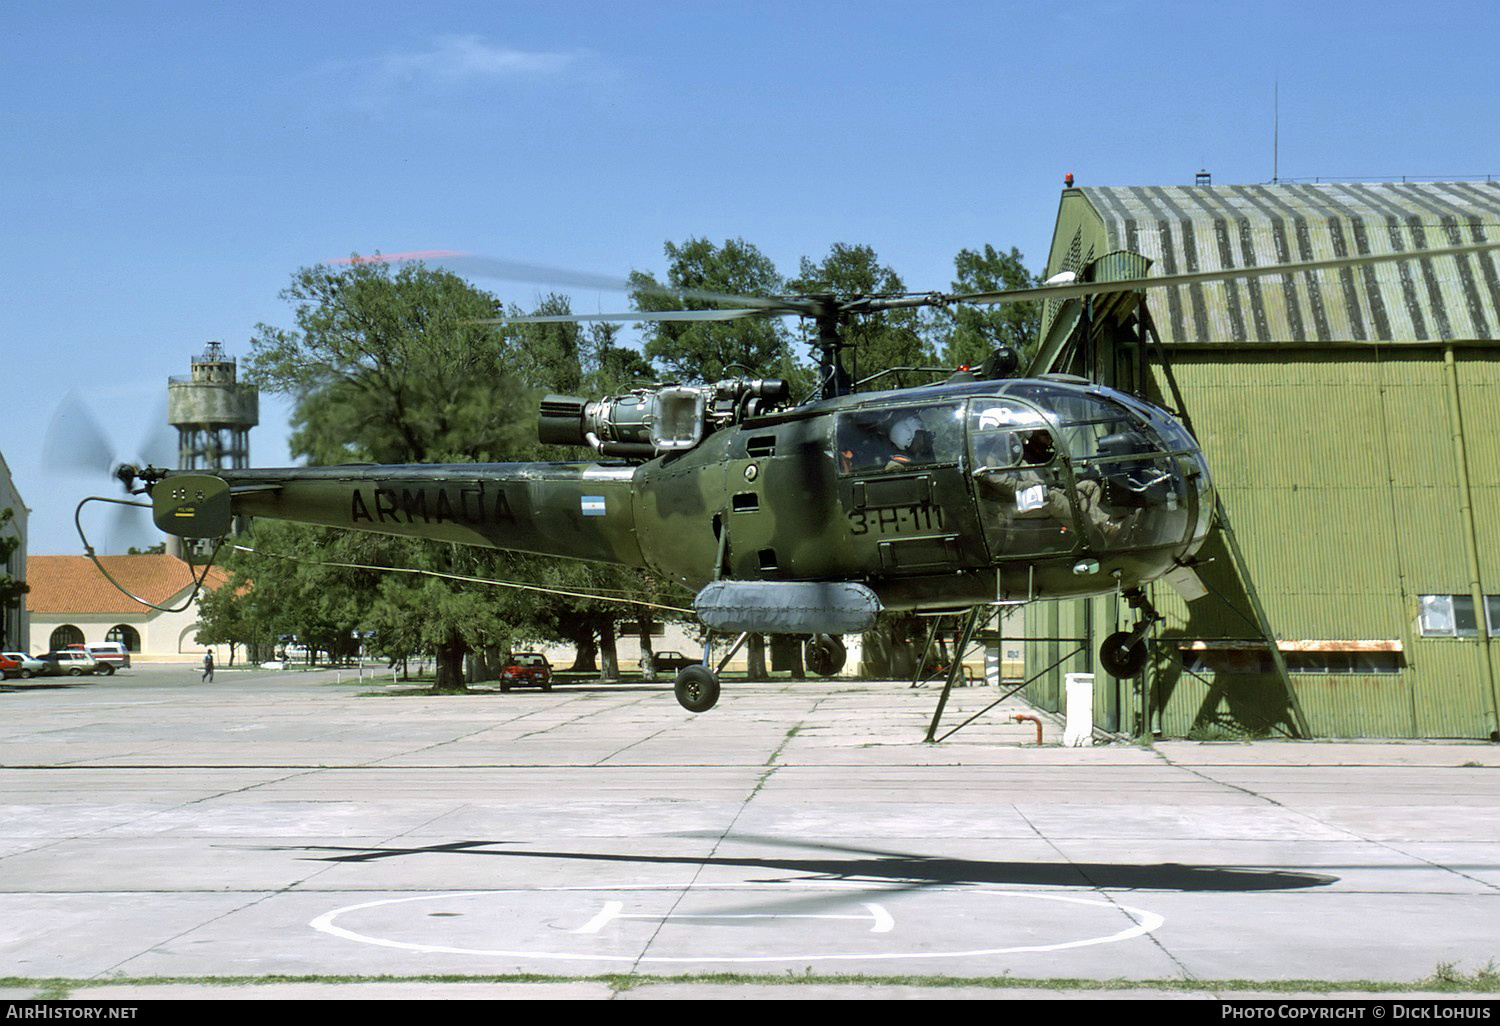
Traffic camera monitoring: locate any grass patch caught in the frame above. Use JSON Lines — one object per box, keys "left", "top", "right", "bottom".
{"left": 6, "top": 964, "right": 1498, "bottom": 997}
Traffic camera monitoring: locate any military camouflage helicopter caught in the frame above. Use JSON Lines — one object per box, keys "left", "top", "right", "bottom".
{"left": 120, "top": 240, "right": 1500, "bottom": 712}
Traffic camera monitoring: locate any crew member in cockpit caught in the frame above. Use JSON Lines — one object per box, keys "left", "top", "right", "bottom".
{"left": 884, "top": 414, "right": 933, "bottom": 472}
{"left": 977, "top": 428, "right": 1124, "bottom": 547}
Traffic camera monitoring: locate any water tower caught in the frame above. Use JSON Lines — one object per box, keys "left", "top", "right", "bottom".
{"left": 167, "top": 342, "right": 258, "bottom": 472}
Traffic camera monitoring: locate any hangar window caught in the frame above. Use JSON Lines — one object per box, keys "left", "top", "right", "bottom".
{"left": 1418, "top": 595, "right": 1500, "bottom": 638}
{"left": 1179, "top": 641, "right": 1403, "bottom": 675}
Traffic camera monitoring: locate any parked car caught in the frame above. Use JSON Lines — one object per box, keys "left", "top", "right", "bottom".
{"left": 37, "top": 650, "right": 103, "bottom": 676}
{"left": 0, "top": 653, "right": 18, "bottom": 679}
{"left": 1, "top": 652, "right": 45, "bottom": 679}
{"left": 499, "top": 652, "right": 552, "bottom": 692}
{"left": 648, "top": 650, "right": 701, "bottom": 675}
{"left": 66, "top": 642, "right": 131, "bottom": 671}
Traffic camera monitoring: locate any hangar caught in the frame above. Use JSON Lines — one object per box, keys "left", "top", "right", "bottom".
{"left": 1023, "top": 180, "right": 1500, "bottom": 740}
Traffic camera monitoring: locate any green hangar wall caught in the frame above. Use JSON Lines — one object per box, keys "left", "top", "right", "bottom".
{"left": 1026, "top": 181, "right": 1500, "bottom": 740}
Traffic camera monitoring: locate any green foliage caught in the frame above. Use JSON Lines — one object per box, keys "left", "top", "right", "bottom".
{"left": 942, "top": 244, "right": 1041, "bottom": 368}
{"left": 236, "top": 259, "right": 552, "bottom": 686}
{"left": 788, "top": 243, "right": 933, "bottom": 390}
{"left": 247, "top": 259, "right": 531, "bottom": 466}
{"left": 506, "top": 292, "right": 584, "bottom": 395}
{"left": 629, "top": 237, "right": 791, "bottom": 382}
{"left": 580, "top": 321, "right": 654, "bottom": 394}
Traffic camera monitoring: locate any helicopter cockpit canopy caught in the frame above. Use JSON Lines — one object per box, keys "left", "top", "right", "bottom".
{"left": 966, "top": 381, "right": 1213, "bottom": 562}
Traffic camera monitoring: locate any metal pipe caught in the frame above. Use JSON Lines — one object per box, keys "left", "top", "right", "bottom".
{"left": 1012, "top": 713, "right": 1043, "bottom": 745}
{"left": 1442, "top": 346, "right": 1500, "bottom": 738}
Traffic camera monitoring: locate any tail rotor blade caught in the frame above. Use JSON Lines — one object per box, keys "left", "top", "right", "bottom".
{"left": 44, "top": 392, "right": 117, "bottom": 478}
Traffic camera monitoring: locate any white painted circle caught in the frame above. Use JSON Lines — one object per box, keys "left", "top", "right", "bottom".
{"left": 310, "top": 884, "right": 1165, "bottom": 964}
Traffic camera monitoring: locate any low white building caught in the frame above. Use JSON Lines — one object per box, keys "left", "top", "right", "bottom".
{"left": 26, "top": 554, "right": 227, "bottom": 662}
{"left": 0, "top": 450, "right": 27, "bottom": 652}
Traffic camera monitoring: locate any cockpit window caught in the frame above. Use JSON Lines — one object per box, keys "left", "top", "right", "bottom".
{"left": 968, "top": 402, "right": 1051, "bottom": 470}
{"left": 1003, "top": 383, "right": 1145, "bottom": 461}
{"left": 836, "top": 402, "right": 963, "bottom": 475}
{"left": 968, "top": 387, "right": 1204, "bottom": 557}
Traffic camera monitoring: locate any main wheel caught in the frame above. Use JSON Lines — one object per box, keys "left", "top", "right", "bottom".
{"left": 674, "top": 664, "right": 721, "bottom": 712}
{"left": 96, "top": 664, "right": 115, "bottom": 676}
{"left": 1100, "top": 631, "right": 1149, "bottom": 677}
{"left": 805, "top": 634, "right": 847, "bottom": 677}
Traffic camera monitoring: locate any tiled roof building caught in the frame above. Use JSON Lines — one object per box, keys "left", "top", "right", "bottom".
{"left": 26, "top": 554, "right": 227, "bottom": 662}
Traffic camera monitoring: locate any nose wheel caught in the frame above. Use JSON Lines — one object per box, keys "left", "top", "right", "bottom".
{"left": 674, "top": 664, "right": 721, "bottom": 712}
{"left": 1099, "top": 630, "right": 1149, "bottom": 677}
{"left": 1099, "top": 588, "right": 1161, "bottom": 678}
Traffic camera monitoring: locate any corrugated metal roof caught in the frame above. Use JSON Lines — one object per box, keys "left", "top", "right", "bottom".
{"left": 28, "top": 554, "right": 226, "bottom": 615}
{"left": 1078, "top": 181, "right": 1500, "bottom": 345}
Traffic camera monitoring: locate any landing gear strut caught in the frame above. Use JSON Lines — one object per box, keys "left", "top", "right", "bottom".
{"left": 1099, "top": 588, "right": 1161, "bottom": 678}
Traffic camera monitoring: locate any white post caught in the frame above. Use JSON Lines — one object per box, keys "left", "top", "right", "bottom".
{"left": 1064, "top": 672, "right": 1095, "bottom": 747}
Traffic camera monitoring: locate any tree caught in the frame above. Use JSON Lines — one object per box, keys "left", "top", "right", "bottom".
{"left": 942, "top": 245, "right": 1041, "bottom": 368}
{"left": 509, "top": 292, "right": 584, "bottom": 396}
{"left": 250, "top": 259, "right": 533, "bottom": 467}
{"left": 629, "top": 238, "right": 792, "bottom": 383}
{"left": 245, "top": 258, "right": 536, "bottom": 689}
{"left": 788, "top": 243, "right": 933, "bottom": 390}
{"left": 580, "top": 321, "right": 654, "bottom": 394}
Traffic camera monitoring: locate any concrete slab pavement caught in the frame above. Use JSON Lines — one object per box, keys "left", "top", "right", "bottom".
{"left": 1, "top": 664, "right": 1497, "bottom": 1001}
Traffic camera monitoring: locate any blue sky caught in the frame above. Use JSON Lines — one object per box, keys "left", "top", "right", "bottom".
{"left": 6, "top": 0, "right": 1499, "bottom": 554}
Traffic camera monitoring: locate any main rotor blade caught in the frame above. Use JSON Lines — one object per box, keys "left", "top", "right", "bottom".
{"left": 335, "top": 250, "right": 802, "bottom": 313}
{"left": 479, "top": 307, "right": 771, "bottom": 325}
{"left": 941, "top": 238, "right": 1500, "bottom": 309}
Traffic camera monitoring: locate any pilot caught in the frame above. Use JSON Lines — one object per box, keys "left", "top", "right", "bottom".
{"left": 884, "top": 414, "right": 932, "bottom": 471}
{"left": 982, "top": 430, "right": 1126, "bottom": 547}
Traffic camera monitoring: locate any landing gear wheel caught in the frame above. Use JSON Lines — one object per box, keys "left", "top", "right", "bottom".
{"left": 1100, "top": 631, "right": 1149, "bottom": 678}
{"left": 674, "top": 664, "right": 721, "bottom": 712}
{"left": 805, "top": 634, "right": 847, "bottom": 677}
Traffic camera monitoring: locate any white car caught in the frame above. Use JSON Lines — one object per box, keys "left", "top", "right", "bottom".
{"left": 68, "top": 642, "right": 131, "bottom": 671}
{"left": 37, "top": 650, "right": 103, "bottom": 677}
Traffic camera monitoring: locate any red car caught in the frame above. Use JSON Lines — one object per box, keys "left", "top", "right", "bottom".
{"left": 499, "top": 653, "right": 552, "bottom": 692}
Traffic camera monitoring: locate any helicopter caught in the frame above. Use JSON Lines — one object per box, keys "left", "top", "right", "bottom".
{"left": 117, "top": 239, "right": 1500, "bottom": 713}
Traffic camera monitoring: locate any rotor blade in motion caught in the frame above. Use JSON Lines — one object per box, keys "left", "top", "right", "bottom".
{"left": 333, "top": 250, "right": 805, "bottom": 313}
{"left": 940, "top": 238, "right": 1500, "bottom": 309}
{"left": 478, "top": 307, "right": 772, "bottom": 325}
{"left": 44, "top": 391, "right": 119, "bottom": 477}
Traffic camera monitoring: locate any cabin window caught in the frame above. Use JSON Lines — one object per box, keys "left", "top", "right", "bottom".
{"left": 835, "top": 402, "right": 963, "bottom": 475}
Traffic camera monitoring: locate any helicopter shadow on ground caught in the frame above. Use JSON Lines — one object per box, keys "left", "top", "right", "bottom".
{"left": 0, "top": 681, "right": 96, "bottom": 694}
{"left": 261, "top": 836, "right": 1339, "bottom": 894}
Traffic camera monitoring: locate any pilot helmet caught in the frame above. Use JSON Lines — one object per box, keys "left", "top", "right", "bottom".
{"left": 889, "top": 415, "right": 923, "bottom": 450}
